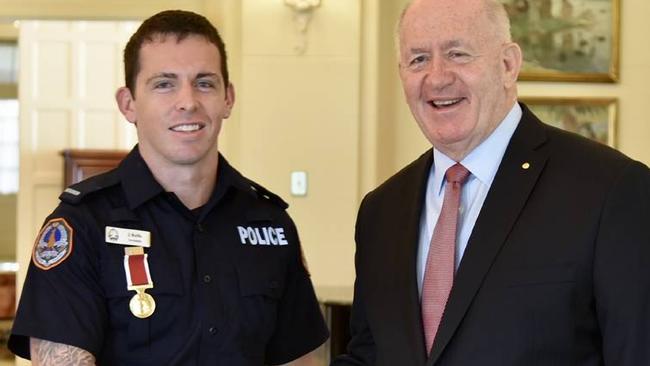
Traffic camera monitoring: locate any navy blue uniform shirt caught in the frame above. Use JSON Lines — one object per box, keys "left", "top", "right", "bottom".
{"left": 9, "top": 146, "right": 329, "bottom": 365}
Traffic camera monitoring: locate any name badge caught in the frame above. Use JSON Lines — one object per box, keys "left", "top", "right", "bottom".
{"left": 106, "top": 226, "right": 151, "bottom": 247}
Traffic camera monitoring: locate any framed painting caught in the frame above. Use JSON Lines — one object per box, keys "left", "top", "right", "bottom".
{"left": 501, "top": 0, "right": 620, "bottom": 82}
{"left": 521, "top": 97, "right": 617, "bottom": 147}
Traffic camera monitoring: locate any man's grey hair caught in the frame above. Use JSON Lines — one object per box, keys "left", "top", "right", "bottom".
{"left": 395, "top": 0, "right": 512, "bottom": 58}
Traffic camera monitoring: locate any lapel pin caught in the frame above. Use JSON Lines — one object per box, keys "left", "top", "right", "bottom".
{"left": 521, "top": 162, "right": 531, "bottom": 170}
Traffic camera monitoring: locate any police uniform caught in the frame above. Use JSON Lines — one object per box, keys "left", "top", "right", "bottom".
{"left": 9, "top": 146, "right": 329, "bottom": 365}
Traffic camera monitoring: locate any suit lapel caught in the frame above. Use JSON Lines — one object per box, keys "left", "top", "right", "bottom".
{"left": 385, "top": 150, "right": 433, "bottom": 363}
{"left": 427, "top": 107, "right": 550, "bottom": 365}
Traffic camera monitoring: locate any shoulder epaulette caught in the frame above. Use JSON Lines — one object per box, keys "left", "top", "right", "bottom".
{"left": 59, "top": 169, "right": 121, "bottom": 205}
{"left": 247, "top": 180, "right": 289, "bottom": 209}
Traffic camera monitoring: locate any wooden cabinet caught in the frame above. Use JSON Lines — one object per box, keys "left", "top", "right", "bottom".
{"left": 0, "top": 266, "right": 16, "bottom": 361}
{"left": 61, "top": 149, "right": 128, "bottom": 186}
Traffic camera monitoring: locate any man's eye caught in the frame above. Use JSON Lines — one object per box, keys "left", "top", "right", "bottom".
{"left": 409, "top": 55, "right": 427, "bottom": 66}
{"left": 196, "top": 80, "right": 216, "bottom": 90}
{"left": 448, "top": 51, "right": 472, "bottom": 61}
{"left": 153, "top": 81, "right": 173, "bottom": 89}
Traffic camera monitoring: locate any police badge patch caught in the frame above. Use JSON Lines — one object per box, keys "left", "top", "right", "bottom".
{"left": 32, "top": 218, "right": 74, "bottom": 270}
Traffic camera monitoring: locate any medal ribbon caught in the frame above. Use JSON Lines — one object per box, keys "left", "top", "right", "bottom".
{"left": 124, "top": 247, "right": 153, "bottom": 289}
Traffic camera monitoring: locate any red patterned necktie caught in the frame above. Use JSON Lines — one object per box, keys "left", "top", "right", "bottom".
{"left": 421, "top": 163, "right": 470, "bottom": 355}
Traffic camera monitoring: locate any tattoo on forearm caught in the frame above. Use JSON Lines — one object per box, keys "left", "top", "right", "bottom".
{"left": 30, "top": 338, "right": 96, "bottom": 366}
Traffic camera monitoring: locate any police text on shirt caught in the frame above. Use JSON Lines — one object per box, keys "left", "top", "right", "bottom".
{"left": 237, "top": 226, "right": 289, "bottom": 245}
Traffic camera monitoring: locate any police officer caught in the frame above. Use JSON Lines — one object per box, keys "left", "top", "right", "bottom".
{"left": 9, "top": 10, "right": 328, "bottom": 365}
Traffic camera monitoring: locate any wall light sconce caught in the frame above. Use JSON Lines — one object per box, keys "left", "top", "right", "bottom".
{"left": 284, "top": 0, "right": 322, "bottom": 54}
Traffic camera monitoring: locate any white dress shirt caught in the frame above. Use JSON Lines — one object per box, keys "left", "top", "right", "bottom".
{"left": 417, "top": 103, "right": 523, "bottom": 296}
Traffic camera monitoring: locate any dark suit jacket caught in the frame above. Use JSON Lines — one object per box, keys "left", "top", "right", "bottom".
{"left": 331, "top": 104, "right": 650, "bottom": 366}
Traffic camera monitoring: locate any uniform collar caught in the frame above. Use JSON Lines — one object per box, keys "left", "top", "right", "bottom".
{"left": 118, "top": 146, "right": 163, "bottom": 210}
{"left": 200, "top": 153, "right": 256, "bottom": 218}
{"left": 118, "top": 145, "right": 252, "bottom": 211}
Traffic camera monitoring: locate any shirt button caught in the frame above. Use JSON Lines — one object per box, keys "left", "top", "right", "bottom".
{"left": 208, "top": 326, "right": 218, "bottom": 335}
{"left": 203, "top": 275, "right": 212, "bottom": 283}
{"left": 196, "top": 223, "right": 205, "bottom": 232}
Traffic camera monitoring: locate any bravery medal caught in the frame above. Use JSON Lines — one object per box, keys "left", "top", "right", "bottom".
{"left": 123, "top": 246, "right": 156, "bottom": 318}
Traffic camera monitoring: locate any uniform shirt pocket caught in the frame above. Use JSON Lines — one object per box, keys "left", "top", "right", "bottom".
{"left": 223, "top": 263, "right": 286, "bottom": 357}
{"left": 99, "top": 255, "right": 185, "bottom": 358}
{"left": 237, "top": 266, "right": 285, "bottom": 300}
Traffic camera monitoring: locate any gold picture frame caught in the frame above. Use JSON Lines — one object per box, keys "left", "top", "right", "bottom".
{"left": 522, "top": 97, "right": 617, "bottom": 147}
{"left": 502, "top": 0, "right": 620, "bottom": 82}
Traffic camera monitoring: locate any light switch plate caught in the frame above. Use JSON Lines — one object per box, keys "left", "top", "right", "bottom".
{"left": 290, "top": 171, "right": 308, "bottom": 196}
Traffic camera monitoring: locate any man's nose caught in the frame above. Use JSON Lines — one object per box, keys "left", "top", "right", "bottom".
{"left": 175, "top": 83, "right": 198, "bottom": 112}
{"left": 423, "top": 57, "right": 454, "bottom": 90}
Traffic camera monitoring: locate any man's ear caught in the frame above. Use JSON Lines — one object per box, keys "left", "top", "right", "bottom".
{"left": 502, "top": 42, "right": 523, "bottom": 88}
{"left": 223, "top": 83, "right": 236, "bottom": 119}
{"left": 115, "top": 87, "right": 137, "bottom": 124}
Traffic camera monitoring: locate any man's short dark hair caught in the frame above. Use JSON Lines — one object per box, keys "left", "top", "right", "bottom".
{"left": 123, "top": 10, "right": 229, "bottom": 96}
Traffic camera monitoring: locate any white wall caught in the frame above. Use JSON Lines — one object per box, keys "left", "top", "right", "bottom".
{"left": 232, "top": 0, "right": 361, "bottom": 287}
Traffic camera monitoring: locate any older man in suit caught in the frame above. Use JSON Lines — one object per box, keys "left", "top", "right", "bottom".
{"left": 331, "top": 0, "right": 650, "bottom": 365}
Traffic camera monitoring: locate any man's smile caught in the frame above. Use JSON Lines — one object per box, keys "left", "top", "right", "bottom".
{"left": 428, "top": 98, "right": 464, "bottom": 109}
{"left": 169, "top": 122, "right": 205, "bottom": 132}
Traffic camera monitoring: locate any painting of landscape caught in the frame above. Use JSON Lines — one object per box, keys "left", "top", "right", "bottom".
{"left": 523, "top": 97, "right": 616, "bottom": 146}
{"left": 501, "top": 0, "right": 619, "bottom": 81}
